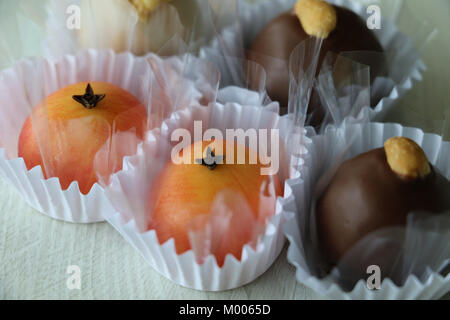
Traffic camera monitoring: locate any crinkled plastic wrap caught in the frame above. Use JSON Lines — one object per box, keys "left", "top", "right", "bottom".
{"left": 284, "top": 121, "right": 450, "bottom": 299}
{"left": 95, "top": 86, "right": 310, "bottom": 290}
{"left": 287, "top": 37, "right": 372, "bottom": 130}
{"left": 200, "top": 0, "right": 431, "bottom": 125}
{"left": 0, "top": 48, "right": 219, "bottom": 223}
{"left": 41, "top": 0, "right": 238, "bottom": 59}
{"left": 314, "top": 52, "right": 372, "bottom": 128}
{"left": 287, "top": 38, "right": 323, "bottom": 126}
{"left": 283, "top": 61, "right": 449, "bottom": 298}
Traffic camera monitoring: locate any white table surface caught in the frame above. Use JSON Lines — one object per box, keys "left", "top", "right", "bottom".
{"left": 0, "top": 0, "right": 449, "bottom": 299}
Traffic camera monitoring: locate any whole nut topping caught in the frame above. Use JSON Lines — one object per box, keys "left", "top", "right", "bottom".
{"left": 128, "top": 0, "right": 172, "bottom": 21}
{"left": 384, "top": 137, "right": 431, "bottom": 180}
{"left": 294, "top": 0, "right": 337, "bottom": 39}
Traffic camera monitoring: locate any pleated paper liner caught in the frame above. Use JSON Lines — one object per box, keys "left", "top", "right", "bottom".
{"left": 102, "top": 97, "right": 310, "bottom": 290}
{"left": 200, "top": 0, "right": 428, "bottom": 122}
{"left": 42, "top": 0, "right": 238, "bottom": 60}
{"left": 0, "top": 49, "right": 219, "bottom": 223}
{"left": 284, "top": 122, "right": 450, "bottom": 299}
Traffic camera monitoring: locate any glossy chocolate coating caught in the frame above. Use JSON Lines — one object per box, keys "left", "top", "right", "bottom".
{"left": 316, "top": 148, "right": 450, "bottom": 266}
{"left": 248, "top": 6, "right": 385, "bottom": 118}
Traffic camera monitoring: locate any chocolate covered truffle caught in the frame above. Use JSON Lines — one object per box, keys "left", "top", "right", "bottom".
{"left": 316, "top": 137, "right": 450, "bottom": 266}
{"left": 248, "top": 0, "right": 385, "bottom": 118}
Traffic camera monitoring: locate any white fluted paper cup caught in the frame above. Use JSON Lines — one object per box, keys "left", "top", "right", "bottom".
{"left": 103, "top": 98, "right": 309, "bottom": 291}
{"left": 283, "top": 122, "right": 450, "bottom": 299}
{"left": 200, "top": 0, "right": 426, "bottom": 121}
{"left": 0, "top": 49, "right": 215, "bottom": 223}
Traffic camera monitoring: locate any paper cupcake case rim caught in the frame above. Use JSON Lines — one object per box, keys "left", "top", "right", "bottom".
{"left": 200, "top": 0, "right": 425, "bottom": 123}
{"left": 0, "top": 149, "right": 109, "bottom": 223}
{"left": 285, "top": 222, "right": 449, "bottom": 300}
{"left": 102, "top": 102, "right": 307, "bottom": 291}
{"left": 0, "top": 50, "right": 140, "bottom": 223}
{"left": 283, "top": 122, "right": 450, "bottom": 300}
{"left": 368, "top": 60, "right": 426, "bottom": 121}
{"left": 106, "top": 190, "right": 288, "bottom": 291}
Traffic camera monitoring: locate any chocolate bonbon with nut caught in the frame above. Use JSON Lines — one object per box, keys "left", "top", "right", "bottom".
{"left": 316, "top": 137, "right": 450, "bottom": 266}
{"left": 248, "top": 0, "right": 385, "bottom": 119}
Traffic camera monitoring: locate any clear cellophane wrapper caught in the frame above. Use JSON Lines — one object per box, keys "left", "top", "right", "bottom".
{"left": 285, "top": 36, "right": 372, "bottom": 129}
{"left": 282, "top": 54, "right": 449, "bottom": 299}
{"left": 41, "top": 0, "right": 238, "bottom": 59}
{"left": 284, "top": 121, "right": 450, "bottom": 299}
{"left": 200, "top": 0, "right": 432, "bottom": 124}
{"left": 95, "top": 85, "right": 311, "bottom": 290}
{"left": 0, "top": 48, "right": 219, "bottom": 223}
